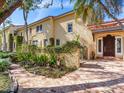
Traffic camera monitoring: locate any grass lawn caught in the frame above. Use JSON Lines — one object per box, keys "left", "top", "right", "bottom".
{"left": 0, "top": 73, "right": 11, "bottom": 93}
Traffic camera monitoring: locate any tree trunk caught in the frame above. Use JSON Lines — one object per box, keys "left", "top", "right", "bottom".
{"left": 2, "top": 23, "right": 7, "bottom": 51}
{"left": 0, "top": 0, "right": 22, "bottom": 24}
{"left": 23, "top": 9, "right": 29, "bottom": 44}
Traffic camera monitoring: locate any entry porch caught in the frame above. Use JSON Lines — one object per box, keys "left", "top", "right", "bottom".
{"left": 95, "top": 31, "right": 124, "bottom": 60}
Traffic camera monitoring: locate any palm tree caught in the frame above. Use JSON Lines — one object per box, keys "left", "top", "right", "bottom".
{"left": 21, "top": 0, "right": 37, "bottom": 44}
{"left": 71, "top": 0, "right": 123, "bottom": 27}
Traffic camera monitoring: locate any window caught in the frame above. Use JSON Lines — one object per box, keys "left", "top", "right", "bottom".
{"left": 98, "top": 40, "right": 102, "bottom": 52}
{"left": 29, "top": 28, "right": 32, "bottom": 34}
{"left": 40, "top": 25, "right": 42, "bottom": 31}
{"left": 97, "top": 38, "right": 102, "bottom": 54}
{"left": 36, "top": 26, "right": 40, "bottom": 32}
{"left": 44, "top": 39, "right": 48, "bottom": 47}
{"left": 56, "top": 39, "right": 60, "bottom": 46}
{"left": 116, "top": 37, "right": 123, "bottom": 54}
{"left": 33, "top": 40, "right": 38, "bottom": 46}
{"left": 36, "top": 25, "right": 42, "bottom": 32}
{"left": 67, "top": 23, "right": 73, "bottom": 32}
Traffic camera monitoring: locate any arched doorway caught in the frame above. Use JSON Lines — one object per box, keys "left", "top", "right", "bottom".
{"left": 103, "top": 35, "right": 115, "bottom": 56}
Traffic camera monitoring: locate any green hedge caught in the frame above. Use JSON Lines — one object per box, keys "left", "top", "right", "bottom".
{"left": 0, "top": 60, "right": 10, "bottom": 72}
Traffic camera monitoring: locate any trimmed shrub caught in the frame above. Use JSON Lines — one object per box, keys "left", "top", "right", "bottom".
{"left": 0, "top": 61, "right": 10, "bottom": 72}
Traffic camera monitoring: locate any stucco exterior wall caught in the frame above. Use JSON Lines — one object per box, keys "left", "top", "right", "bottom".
{"left": 17, "top": 18, "right": 54, "bottom": 47}
{"left": 16, "top": 13, "right": 94, "bottom": 59}
{"left": 1, "top": 26, "right": 18, "bottom": 51}
{"left": 54, "top": 13, "right": 94, "bottom": 59}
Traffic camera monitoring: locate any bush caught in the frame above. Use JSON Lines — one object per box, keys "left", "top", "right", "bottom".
{"left": 0, "top": 61, "right": 10, "bottom": 72}
{"left": 0, "top": 52, "right": 9, "bottom": 58}
{"left": 49, "top": 55, "right": 57, "bottom": 67}
{"left": 13, "top": 40, "right": 82, "bottom": 69}
{"left": 32, "top": 54, "right": 49, "bottom": 66}
{"left": 62, "top": 40, "right": 81, "bottom": 53}
{"left": 45, "top": 40, "right": 82, "bottom": 54}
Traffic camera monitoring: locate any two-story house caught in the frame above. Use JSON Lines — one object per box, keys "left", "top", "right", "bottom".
{"left": 16, "top": 11, "right": 94, "bottom": 60}
{"left": 2, "top": 11, "right": 124, "bottom": 60}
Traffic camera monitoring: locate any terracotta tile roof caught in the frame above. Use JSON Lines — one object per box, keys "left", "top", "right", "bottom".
{"left": 88, "top": 19, "right": 124, "bottom": 32}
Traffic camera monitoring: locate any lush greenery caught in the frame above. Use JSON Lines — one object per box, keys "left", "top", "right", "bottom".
{"left": 0, "top": 52, "right": 11, "bottom": 93}
{"left": 0, "top": 52, "right": 9, "bottom": 58}
{"left": 0, "top": 60, "right": 10, "bottom": 72}
{"left": 15, "top": 36, "right": 23, "bottom": 51}
{"left": 0, "top": 52, "right": 12, "bottom": 59}
{"left": 0, "top": 73, "right": 11, "bottom": 93}
{"left": 71, "top": 0, "right": 123, "bottom": 26}
{"left": 45, "top": 40, "right": 82, "bottom": 54}
{"left": 11, "top": 40, "right": 81, "bottom": 78}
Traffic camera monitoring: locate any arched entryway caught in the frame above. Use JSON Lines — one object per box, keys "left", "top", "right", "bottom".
{"left": 103, "top": 35, "right": 115, "bottom": 56}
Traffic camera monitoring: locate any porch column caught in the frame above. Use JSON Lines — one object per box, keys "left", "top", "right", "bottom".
{"left": 87, "top": 43, "right": 95, "bottom": 60}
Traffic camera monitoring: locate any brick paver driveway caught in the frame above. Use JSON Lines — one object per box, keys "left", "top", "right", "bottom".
{"left": 10, "top": 60, "right": 124, "bottom": 93}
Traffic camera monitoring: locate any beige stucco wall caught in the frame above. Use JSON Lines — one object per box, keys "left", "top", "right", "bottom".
{"left": 17, "top": 18, "right": 54, "bottom": 47}
{"left": 16, "top": 12, "right": 95, "bottom": 59}
{"left": 54, "top": 13, "right": 94, "bottom": 59}
{"left": 1, "top": 26, "right": 17, "bottom": 51}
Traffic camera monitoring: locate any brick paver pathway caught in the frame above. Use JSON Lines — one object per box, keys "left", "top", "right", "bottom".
{"left": 10, "top": 60, "right": 124, "bottom": 93}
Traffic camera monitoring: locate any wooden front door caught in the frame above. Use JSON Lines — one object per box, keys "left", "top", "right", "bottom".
{"left": 103, "top": 35, "right": 115, "bottom": 56}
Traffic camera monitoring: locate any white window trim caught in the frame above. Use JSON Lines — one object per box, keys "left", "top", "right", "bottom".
{"left": 67, "top": 22, "right": 73, "bottom": 33}
{"left": 97, "top": 38, "right": 103, "bottom": 55}
{"left": 56, "top": 39, "right": 61, "bottom": 46}
{"left": 115, "top": 36, "right": 123, "bottom": 55}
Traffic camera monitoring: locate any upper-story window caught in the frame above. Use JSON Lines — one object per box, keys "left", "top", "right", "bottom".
{"left": 67, "top": 23, "right": 73, "bottom": 32}
{"left": 36, "top": 26, "right": 39, "bottom": 32}
{"left": 36, "top": 25, "right": 42, "bottom": 32}
{"left": 40, "top": 25, "right": 42, "bottom": 31}
{"left": 29, "top": 28, "right": 32, "bottom": 35}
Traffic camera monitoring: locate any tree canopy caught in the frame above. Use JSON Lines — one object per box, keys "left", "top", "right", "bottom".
{"left": 71, "top": 0, "right": 123, "bottom": 26}
{"left": 0, "top": 0, "right": 124, "bottom": 26}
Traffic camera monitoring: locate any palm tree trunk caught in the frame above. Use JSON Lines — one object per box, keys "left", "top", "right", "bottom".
{"left": 23, "top": 9, "right": 28, "bottom": 44}
{"left": 2, "top": 22, "right": 7, "bottom": 51}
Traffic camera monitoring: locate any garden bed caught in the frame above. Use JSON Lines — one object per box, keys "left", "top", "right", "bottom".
{"left": 10, "top": 40, "right": 81, "bottom": 78}
{"left": 0, "top": 73, "right": 11, "bottom": 93}
{"left": 23, "top": 65, "right": 76, "bottom": 78}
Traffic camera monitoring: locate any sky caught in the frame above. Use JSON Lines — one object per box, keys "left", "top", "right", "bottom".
{"left": 9, "top": 0, "right": 124, "bottom": 25}
{"left": 10, "top": 0, "right": 74, "bottom": 25}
